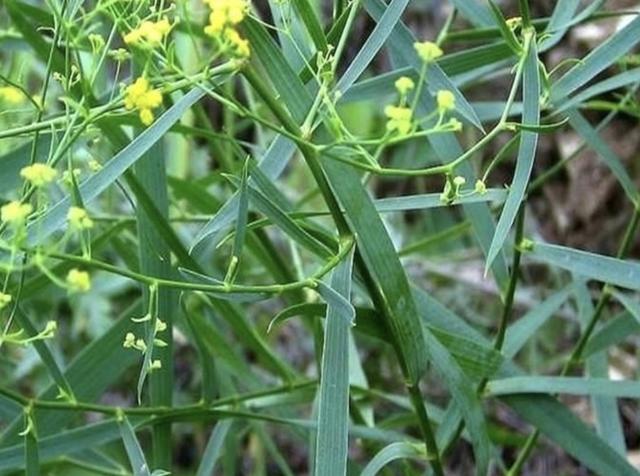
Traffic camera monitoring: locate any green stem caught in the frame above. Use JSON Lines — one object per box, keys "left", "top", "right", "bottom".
{"left": 407, "top": 383, "right": 444, "bottom": 476}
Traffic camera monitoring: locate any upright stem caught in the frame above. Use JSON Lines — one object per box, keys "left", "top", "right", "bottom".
{"left": 242, "top": 64, "right": 444, "bottom": 474}
{"left": 408, "top": 383, "right": 444, "bottom": 476}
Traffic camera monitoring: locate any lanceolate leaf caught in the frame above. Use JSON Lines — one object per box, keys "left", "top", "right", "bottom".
{"left": 314, "top": 248, "right": 355, "bottom": 476}
{"left": 486, "top": 32, "right": 540, "bottom": 270}
{"left": 336, "top": 0, "right": 410, "bottom": 93}
{"left": 551, "top": 14, "right": 640, "bottom": 101}
{"left": 528, "top": 242, "right": 640, "bottom": 290}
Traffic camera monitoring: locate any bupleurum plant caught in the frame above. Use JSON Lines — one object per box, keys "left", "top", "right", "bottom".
{"left": 1, "top": 0, "right": 640, "bottom": 474}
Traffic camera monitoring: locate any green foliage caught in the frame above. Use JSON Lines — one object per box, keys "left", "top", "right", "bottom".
{"left": 1, "top": 0, "right": 639, "bottom": 474}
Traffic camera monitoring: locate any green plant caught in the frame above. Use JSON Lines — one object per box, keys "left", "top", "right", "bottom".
{"left": 0, "top": 0, "right": 639, "bottom": 474}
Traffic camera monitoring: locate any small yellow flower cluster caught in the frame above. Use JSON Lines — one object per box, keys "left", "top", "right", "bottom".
{"left": 384, "top": 105, "right": 413, "bottom": 135}
{"left": 0, "top": 292, "right": 12, "bottom": 310}
{"left": 124, "top": 18, "right": 172, "bottom": 46}
{"left": 414, "top": 41, "right": 443, "bottom": 63}
{"left": 1, "top": 201, "right": 33, "bottom": 225}
{"left": 436, "top": 90, "right": 455, "bottom": 113}
{"left": 124, "top": 77, "right": 163, "bottom": 126}
{"left": 204, "top": 0, "right": 250, "bottom": 58}
{"left": 20, "top": 163, "right": 58, "bottom": 187}
{"left": 394, "top": 76, "right": 415, "bottom": 96}
{"left": 0, "top": 86, "right": 24, "bottom": 104}
{"left": 435, "top": 89, "right": 461, "bottom": 131}
{"left": 67, "top": 206, "right": 94, "bottom": 230}
{"left": 66, "top": 269, "right": 91, "bottom": 293}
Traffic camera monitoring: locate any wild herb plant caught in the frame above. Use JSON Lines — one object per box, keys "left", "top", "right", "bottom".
{"left": 1, "top": 0, "right": 640, "bottom": 474}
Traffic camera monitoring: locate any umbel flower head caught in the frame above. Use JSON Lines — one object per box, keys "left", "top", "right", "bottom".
{"left": 66, "top": 269, "right": 91, "bottom": 293}
{"left": 394, "top": 76, "right": 415, "bottom": 96}
{"left": 204, "top": 0, "right": 251, "bottom": 57}
{"left": 124, "top": 18, "right": 172, "bottom": 46}
{"left": 1, "top": 201, "right": 33, "bottom": 225}
{"left": 384, "top": 105, "right": 413, "bottom": 135}
{"left": 20, "top": 163, "right": 58, "bottom": 187}
{"left": 67, "top": 206, "right": 94, "bottom": 230}
{"left": 436, "top": 90, "right": 456, "bottom": 113}
{"left": 124, "top": 77, "right": 163, "bottom": 126}
{"left": 414, "top": 41, "right": 443, "bottom": 63}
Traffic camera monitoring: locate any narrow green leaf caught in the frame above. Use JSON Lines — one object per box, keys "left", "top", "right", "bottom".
{"left": 292, "top": 0, "right": 328, "bottom": 52}
{"left": 555, "top": 68, "right": 640, "bottom": 114}
{"left": 487, "top": 0, "right": 522, "bottom": 54}
{"left": 611, "top": 290, "right": 640, "bottom": 324}
{"left": 503, "top": 286, "right": 574, "bottom": 358}
{"left": 336, "top": 0, "right": 410, "bottom": 93}
{"left": 118, "top": 415, "right": 152, "bottom": 476}
{"left": 528, "top": 242, "right": 640, "bottom": 290}
{"left": 449, "top": 0, "right": 494, "bottom": 27}
{"left": 487, "top": 376, "right": 640, "bottom": 398}
{"left": 486, "top": 33, "right": 540, "bottom": 270}
{"left": 584, "top": 311, "right": 637, "bottom": 357}
{"left": 551, "top": 14, "right": 640, "bottom": 100}
{"left": 190, "top": 135, "right": 297, "bottom": 252}
{"left": 196, "top": 421, "right": 234, "bottom": 476}
{"left": 575, "top": 280, "right": 626, "bottom": 455}
{"left": 503, "top": 394, "right": 640, "bottom": 475}
{"left": 566, "top": 109, "right": 638, "bottom": 203}
{"left": 314, "top": 247, "right": 355, "bottom": 476}
{"left": 540, "top": 0, "right": 580, "bottom": 49}
{"left": 361, "top": 442, "right": 425, "bottom": 476}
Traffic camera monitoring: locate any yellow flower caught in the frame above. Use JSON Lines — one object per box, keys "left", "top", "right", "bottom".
{"left": 436, "top": 90, "right": 455, "bottom": 113}
{"left": 414, "top": 41, "right": 443, "bottom": 63}
{"left": 1, "top": 201, "right": 33, "bottom": 224}
{"left": 124, "top": 77, "right": 163, "bottom": 126}
{"left": 150, "top": 359, "right": 162, "bottom": 370}
{"left": 204, "top": 0, "right": 250, "bottom": 57}
{"left": 66, "top": 269, "right": 91, "bottom": 293}
{"left": 67, "top": 206, "right": 94, "bottom": 230}
{"left": 20, "top": 163, "right": 58, "bottom": 187}
{"left": 124, "top": 17, "right": 172, "bottom": 46}
{"left": 0, "top": 86, "right": 25, "bottom": 104}
{"left": 394, "top": 76, "right": 415, "bottom": 96}
{"left": 224, "top": 28, "right": 250, "bottom": 57}
{"left": 0, "top": 292, "right": 12, "bottom": 310}
{"left": 204, "top": 12, "right": 227, "bottom": 36}
{"left": 384, "top": 105, "right": 413, "bottom": 135}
